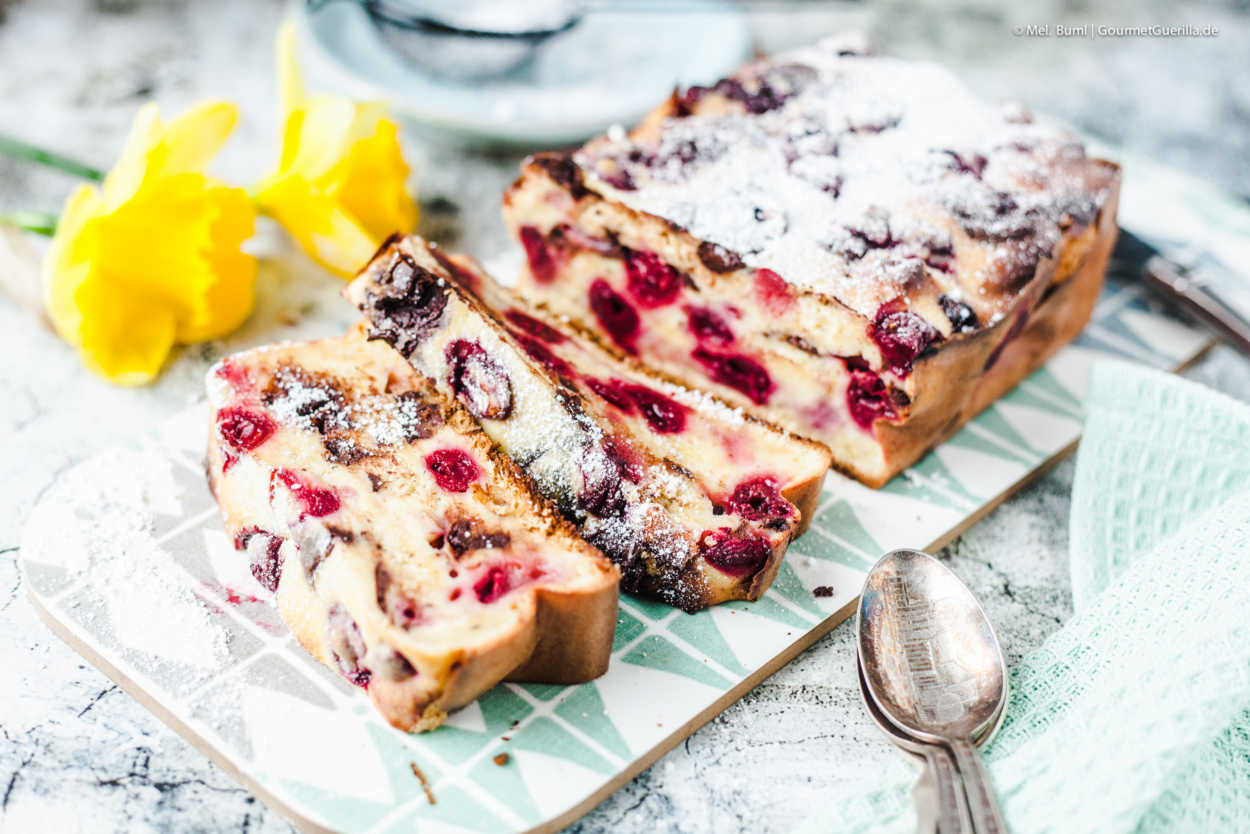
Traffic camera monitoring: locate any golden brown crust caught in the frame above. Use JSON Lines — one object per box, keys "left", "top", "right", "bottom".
{"left": 505, "top": 580, "right": 620, "bottom": 683}
{"left": 348, "top": 237, "right": 830, "bottom": 611}
{"left": 205, "top": 336, "right": 619, "bottom": 732}
{"left": 781, "top": 468, "right": 825, "bottom": 537}
{"left": 863, "top": 166, "right": 1120, "bottom": 486}
{"left": 506, "top": 153, "right": 1118, "bottom": 489}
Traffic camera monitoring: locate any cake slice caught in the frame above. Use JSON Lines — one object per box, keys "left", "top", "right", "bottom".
{"left": 206, "top": 335, "right": 618, "bottom": 731}
{"left": 501, "top": 39, "right": 1121, "bottom": 487}
{"left": 345, "top": 235, "right": 831, "bottom": 612}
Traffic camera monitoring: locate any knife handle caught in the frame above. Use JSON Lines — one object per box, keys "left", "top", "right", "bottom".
{"left": 1143, "top": 255, "right": 1250, "bottom": 356}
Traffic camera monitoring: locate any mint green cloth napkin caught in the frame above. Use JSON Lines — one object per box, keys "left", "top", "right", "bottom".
{"left": 797, "top": 360, "right": 1250, "bottom": 834}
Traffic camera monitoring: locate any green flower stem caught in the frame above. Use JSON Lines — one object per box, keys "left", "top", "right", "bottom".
{"left": 0, "top": 134, "right": 103, "bottom": 182}
{"left": 0, "top": 211, "right": 57, "bottom": 236}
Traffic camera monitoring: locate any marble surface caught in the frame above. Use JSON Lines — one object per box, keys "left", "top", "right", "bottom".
{"left": 1, "top": 1, "right": 1248, "bottom": 832}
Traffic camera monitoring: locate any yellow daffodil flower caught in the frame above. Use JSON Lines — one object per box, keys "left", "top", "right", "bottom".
{"left": 42, "top": 101, "right": 257, "bottom": 385}
{"left": 254, "top": 23, "right": 417, "bottom": 277}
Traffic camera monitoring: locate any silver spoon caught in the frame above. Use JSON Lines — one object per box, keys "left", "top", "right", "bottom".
{"left": 857, "top": 657, "right": 970, "bottom": 834}
{"left": 856, "top": 657, "right": 1006, "bottom": 834}
{"left": 857, "top": 549, "right": 1009, "bottom": 834}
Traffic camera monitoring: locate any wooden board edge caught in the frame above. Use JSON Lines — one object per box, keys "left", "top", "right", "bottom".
{"left": 540, "top": 334, "right": 1222, "bottom": 834}
{"left": 23, "top": 336, "right": 1217, "bottom": 834}
{"left": 528, "top": 595, "right": 861, "bottom": 834}
{"left": 24, "top": 584, "right": 335, "bottom": 834}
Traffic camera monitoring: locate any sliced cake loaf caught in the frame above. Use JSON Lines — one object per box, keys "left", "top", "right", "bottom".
{"left": 345, "top": 235, "right": 831, "bottom": 612}
{"left": 501, "top": 39, "right": 1120, "bottom": 487}
{"left": 206, "top": 335, "right": 618, "bottom": 731}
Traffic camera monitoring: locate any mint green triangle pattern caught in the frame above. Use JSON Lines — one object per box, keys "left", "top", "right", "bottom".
{"left": 279, "top": 778, "right": 405, "bottom": 833}
{"left": 370, "top": 723, "right": 439, "bottom": 805}
{"left": 420, "top": 686, "right": 532, "bottom": 764}
{"left": 945, "top": 422, "right": 1036, "bottom": 468}
{"left": 611, "top": 608, "right": 646, "bottom": 651}
{"left": 554, "top": 682, "right": 634, "bottom": 760}
{"left": 517, "top": 682, "right": 565, "bottom": 702}
{"left": 1073, "top": 327, "right": 1149, "bottom": 364}
{"left": 510, "top": 716, "right": 616, "bottom": 773}
{"left": 620, "top": 594, "right": 677, "bottom": 623}
{"left": 1089, "top": 313, "right": 1174, "bottom": 367}
{"left": 957, "top": 406, "right": 1044, "bottom": 463}
{"left": 720, "top": 596, "right": 813, "bottom": 630}
{"left": 1015, "top": 365, "right": 1085, "bottom": 420}
{"left": 467, "top": 754, "right": 542, "bottom": 825}
{"left": 766, "top": 559, "right": 824, "bottom": 619}
{"left": 622, "top": 634, "right": 733, "bottom": 689}
{"left": 280, "top": 722, "right": 444, "bottom": 831}
{"left": 788, "top": 499, "right": 879, "bottom": 571}
{"left": 667, "top": 610, "right": 749, "bottom": 677}
{"left": 1002, "top": 384, "right": 1083, "bottom": 424}
{"left": 881, "top": 451, "right": 980, "bottom": 509}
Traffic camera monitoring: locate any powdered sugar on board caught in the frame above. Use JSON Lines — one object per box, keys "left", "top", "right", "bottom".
{"left": 21, "top": 447, "right": 227, "bottom": 669}
{"left": 16, "top": 278, "right": 1214, "bottom": 834}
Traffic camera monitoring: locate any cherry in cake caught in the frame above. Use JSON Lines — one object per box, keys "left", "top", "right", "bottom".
{"left": 346, "top": 235, "right": 831, "bottom": 612}
{"left": 206, "top": 335, "right": 618, "bottom": 731}
{"left": 500, "top": 39, "right": 1121, "bottom": 487}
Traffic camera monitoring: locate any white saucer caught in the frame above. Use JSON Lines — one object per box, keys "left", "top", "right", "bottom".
{"left": 293, "top": 0, "right": 751, "bottom": 146}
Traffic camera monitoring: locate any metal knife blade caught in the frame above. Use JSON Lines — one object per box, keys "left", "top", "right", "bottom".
{"left": 1112, "top": 228, "right": 1250, "bottom": 356}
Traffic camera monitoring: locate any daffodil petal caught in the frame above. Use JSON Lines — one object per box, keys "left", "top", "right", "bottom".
{"left": 102, "top": 103, "right": 163, "bottom": 210}
{"left": 75, "top": 275, "right": 179, "bottom": 385}
{"left": 180, "top": 185, "right": 257, "bottom": 341}
{"left": 160, "top": 101, "right": 239, "bottom": 177}
{"left": 277, "top": 21, "right": 306, "bottom": 117}
{"left": 257, "top": 172, "right": 379, "bottom": 275}
{"left": 256, "top": 25, "right": 417, "bottom": 280}
{"left": 287, "top": 95, "right": 358, "bottom": 181}
{"left": 43, "top": 184, "right": 105, "bottom": 346}
{"left": 308, "top": 204, "right": 381, "bottom": 276}
{"left": 276, "top": 107, "right": 306, "bottom": 173}
{"left": 334, "top": 119, "right": 416, "bottom": 242}
{"left": 43, "top": 102, "right": 256, "bottom": 385}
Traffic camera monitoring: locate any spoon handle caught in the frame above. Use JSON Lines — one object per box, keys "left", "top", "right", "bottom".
{"left": 921, "top": 745, "right": 972, "bottom": 834}
{"left": 948, "top": 738, "right": 1007, "bottom": 834}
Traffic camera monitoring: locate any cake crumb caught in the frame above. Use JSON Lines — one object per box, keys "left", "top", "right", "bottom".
{"left": 813, "top": 585, "right": 835, "bottom": 597}
{"left": 493, "top": 753, "right": 510, "bottom": 766}
{"left": 410, "top": 762, "right": 437, "bottom": 805}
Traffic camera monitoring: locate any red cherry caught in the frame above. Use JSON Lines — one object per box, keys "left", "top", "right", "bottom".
{"left": 624, "top": 249, "right": 683, "bottom": 308}
{"left": 425, "top": 449, "right": 481, "bottom": 493}
{"left": 473, "top": 565, "right": 512, "bottom": 604}
{"left": 588, "top": 279, "right": 640, "bottom": 354}
{"left": 217, "top": 407, "right": 276, "bottom": 453}
{"left": 271, "top": 469, "right": 340, "bottom": 517}
{"left": 520, "top": 226, "right": 557, "bottom": 283}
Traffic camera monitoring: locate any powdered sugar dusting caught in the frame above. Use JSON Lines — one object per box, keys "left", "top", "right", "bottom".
{"left": 20, "top": 448, "right": 227, "bottom": 669}
{"left": 577, "top": 39, "right": 1112, "bottom": 317}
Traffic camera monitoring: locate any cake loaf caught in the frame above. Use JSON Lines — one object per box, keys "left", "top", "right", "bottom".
{"left": 346, "top": 235, "right": 831, "bottom": 612}
{"left": 502, "top": 39, "right": 1121, "bottom": 486}
{"left": 207, "top": 335, "right": 618, "bottom": 731}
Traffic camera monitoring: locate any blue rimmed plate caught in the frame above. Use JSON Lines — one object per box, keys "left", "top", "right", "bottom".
{"left": 293, "top": 0, "right": 752, "bottom": 146}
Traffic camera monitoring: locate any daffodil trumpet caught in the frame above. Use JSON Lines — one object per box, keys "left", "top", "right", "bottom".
{"left": 252, "top": 23, "right": 417, "bottom": 277}
{"left": 34, "top": 101, "right": 258, "bottom": 385}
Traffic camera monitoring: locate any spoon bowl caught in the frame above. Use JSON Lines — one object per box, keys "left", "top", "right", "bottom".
{"left": 857, "top": 548, "right": 1006, "bottom": 741}
{"left": 857, "top": 548, "right": 1009, "bottom": 833}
